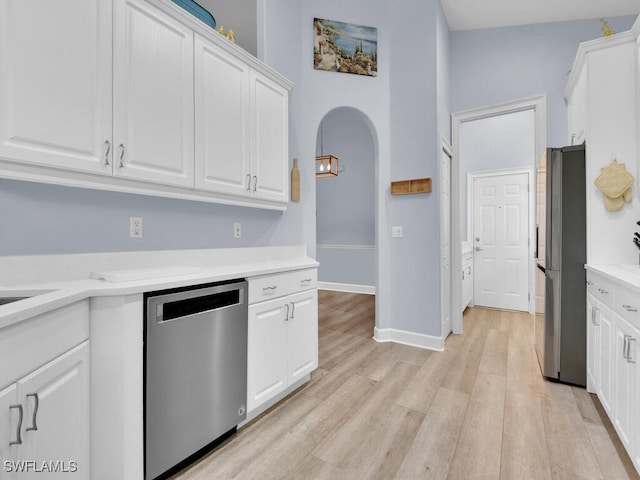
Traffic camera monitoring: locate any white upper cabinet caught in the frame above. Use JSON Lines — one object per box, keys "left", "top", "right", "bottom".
{"left": 0, "top": 0, "right": 112, "bottom": 174}
{"left": 195, "top": 34, "right": 250, "bottom": 196}
{"left": 250, "top": 71, "right": 289, "bottom": 204}
{"left": 113, "top": 0, "right": 194, "bottom": 187}
{"left": 565, "top": 29, "right": 639, "bottom": 265}
{"left": 195, "top": 34, "right": 289, "bottom": 207}
{"left": 0, "top": 0, "right": 292, "bottom": 210}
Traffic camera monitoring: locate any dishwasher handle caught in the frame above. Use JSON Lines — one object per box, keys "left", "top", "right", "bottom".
{"left": 150, "top": 281, "right": 246, "bottom": 323}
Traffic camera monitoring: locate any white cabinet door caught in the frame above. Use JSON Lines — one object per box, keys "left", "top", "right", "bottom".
{"left": 598, "top": 303, "right": 615, "bottom": 416}
{"left": 194, "top": 35, "right": 250, "bottom": 195}
{"left": 613, "top": 316, "right": 638, "bottom": 454}
{"left": 586, "top": 293, "right": 599, "bottom": 393}
{"left": 0, "top": 384, "right": 18, "bottom": 479}
{"left": 113, "top": 0, "right": 194, "bottom": 187}
{"left": 247, "top": 298, "right": 288, "bottom": 413}
{"left": 17, "top": 342, "right": 89, "bottom": 479}
{"left": 0, "top": 0, "right": 112, "bottom": 174}
{"left": 287, "top": 290, "right": 318, "bottom": 385}
{"left": 250, "top": 71, "right": 288, "bottom": 203}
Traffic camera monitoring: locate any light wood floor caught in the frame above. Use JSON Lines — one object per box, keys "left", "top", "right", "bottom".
{"left": 173, "top": 291, "right": 639, "bottom": 480}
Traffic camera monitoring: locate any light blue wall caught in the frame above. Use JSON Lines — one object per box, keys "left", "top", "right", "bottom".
{"left": 451, "top": 15, "right": 637, "bottom": 147}
{"left": 198, "top": 0, "right": 257, "bottom": 56}
{"left": 316, "top": 247, "right": 375, "bottom": 286}
{"left": 263, "top": 0, "right": 447, "bottom": 337}
{"left": 0, "top": 179, "right": 290, "bottom": 255}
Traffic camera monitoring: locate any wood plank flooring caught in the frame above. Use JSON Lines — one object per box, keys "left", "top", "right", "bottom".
{"left": 173, "top": 291, "right": 639, "bottom": 480}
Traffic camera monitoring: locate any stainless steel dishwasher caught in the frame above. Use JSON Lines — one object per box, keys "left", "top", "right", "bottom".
{"left": 144, "top": 280, "right": 248, "bottom": 480}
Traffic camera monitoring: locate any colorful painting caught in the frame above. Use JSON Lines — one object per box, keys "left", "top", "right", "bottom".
{"left": 313, "top": 18, "right": 377, "bottom": 77}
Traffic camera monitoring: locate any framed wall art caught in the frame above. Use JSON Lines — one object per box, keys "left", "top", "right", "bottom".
{"left": 313, "top": 18, "right": 378, "bottom": 77}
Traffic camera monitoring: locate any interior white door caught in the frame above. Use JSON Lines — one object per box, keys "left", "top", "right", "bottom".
{"left": 441, "top": 148, "right": 452, "bottom": 336}
{"left": 473, "top": 172, "right": 529, "bottom": 311}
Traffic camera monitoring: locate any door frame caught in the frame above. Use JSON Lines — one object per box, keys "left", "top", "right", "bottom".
{"left": 468, "top": 168, "right": 535, "bottom": 314}
{"left": 451, "top": 95, "right": 546, "bottom": 334}
{"left": 440, "top": 136, "right": 453, "bottom": 337}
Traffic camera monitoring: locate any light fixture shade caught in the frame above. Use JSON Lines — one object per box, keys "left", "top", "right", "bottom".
{"left": 315, "top": 155, "right": 339, "bottom": 177}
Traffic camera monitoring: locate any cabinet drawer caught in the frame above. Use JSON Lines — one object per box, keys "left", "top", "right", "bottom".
{"left": 587, "top": 271, "right": 614, "bottom": 307}
{"left": 248, "top": 268, "right": 317, "bottom": 304}
{"left": 614, "top": 283, "right": 640, "bottom": 329}
{"left": 0, "top": 300, "right": 89, "bottom": 388}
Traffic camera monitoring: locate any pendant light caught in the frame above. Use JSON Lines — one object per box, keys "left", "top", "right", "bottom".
{"left": 316, "top": 121, "right": 339, "bottom": 177}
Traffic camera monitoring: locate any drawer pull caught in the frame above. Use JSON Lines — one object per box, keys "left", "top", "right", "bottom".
{"left": 262, "top": 286, "right": 277, "bottom": 293}
{"left": 598, "top": 288, "right": 609, "bottom": 295}
{"left": 26, "top": 393, "right": 39, "bottom": 432}
{"left": 586, "top": 280, "right": 593, "bottom": 286}
{"left": 9, "top": 404, "right": 23, "bottom": 446}
{"left": 300, "top": 278, "right": 312, "bottom": 284}
{"left": 622, "top": 304, "right": 638, "bottom": 312}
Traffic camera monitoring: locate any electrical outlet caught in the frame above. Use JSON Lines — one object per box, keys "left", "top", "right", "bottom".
{"left": 392, "top": 226, "right": 403, "bottom": 238}
{"left": 130, "top": 217, "right": 143, "bottom": 238}
{"left": 234, "top": 222, "right": 242, "bottom": 238}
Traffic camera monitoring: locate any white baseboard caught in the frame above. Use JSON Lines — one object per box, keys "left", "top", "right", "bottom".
{"left": 318, "top": 282, "right": 375, "bottom": 295}
{"left": 373, "top": 327, "right": 444, "bottom": 351}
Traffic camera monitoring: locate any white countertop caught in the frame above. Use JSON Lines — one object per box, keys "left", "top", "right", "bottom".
{"left": 0, "top": 246, "right": 318, "bottom": 330}
{"left": 585, "top": 264, "right": 640, "bottom": 292}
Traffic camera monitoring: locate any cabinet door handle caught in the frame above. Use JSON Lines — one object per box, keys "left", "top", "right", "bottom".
{"left": 591, "top": 306, "right": 596, "bottom": 326}
{"left": 26, "top": 393, "right": 39, "bottom": 432}
{"left": 284, "top": 303, "right": 289, "bottom": 321}
{"left": 252, "top": 175, "right": 257, "bottom": 192}
{"left": 246, "top": 174, "right": 251, "bottom": 191}
{"left": 290, "top": 301, "right": 295, "bottom": 319}
{"left": 9, "top": 404, "right": 23, "bottom": 446}
{"left": 628, "top": 338, "right": 636, "bottom": 363}
{"left": 104, "top": 140, "right": 111, "bottom": 166}
{"left": 118, "top": 143, "right": 125, "bottom": 168}
{"left": 623, "top": 335, "right": 630, "bottom": 359}
{"left": 594, "top": 307, "right": 599, "bottom": 326}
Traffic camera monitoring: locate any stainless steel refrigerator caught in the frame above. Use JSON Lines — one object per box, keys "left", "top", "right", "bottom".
{"left": 534, "top": 144, "right": 586, "bottom": 386}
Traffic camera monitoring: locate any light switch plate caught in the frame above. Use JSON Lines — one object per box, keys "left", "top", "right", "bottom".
{"left": 392, "top": 226, "right": 403, "bottom": 238}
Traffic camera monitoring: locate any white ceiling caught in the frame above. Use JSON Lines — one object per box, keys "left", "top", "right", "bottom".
{"left": 441, "top": 0, "right": 640, "bottom": 31}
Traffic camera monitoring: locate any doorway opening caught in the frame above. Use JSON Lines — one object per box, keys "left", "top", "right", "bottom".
{"left": 451, "top": 95, "right": 547, "bottom": 333}
{"left": 315, "top": 107, "right": 377, "bottom": 297}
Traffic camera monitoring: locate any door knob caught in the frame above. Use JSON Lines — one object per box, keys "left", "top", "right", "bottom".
{"left": 475, "top": 246, "right": 483, "bottom": 251}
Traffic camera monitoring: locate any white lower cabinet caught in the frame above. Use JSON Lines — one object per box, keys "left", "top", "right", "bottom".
{"left": 461, "top": 251, "right": 473, "bottom": 312}
{"left": 586, "top": 268, "right": 640, "bottom": 475}
{"left": 596, "top": 302, "right": 615, "bottom": 416}
{"left": 586, "top": 292, "right": 599, "bottom": 393}
{"left": 0, "top": 300, "right": 90, "bottom": 478}
{"left": 247, "top": 270, "right": 318, "bottom": 414}
{"left": 1, "top": 342, "right": 89, "bottom": 478}
{"left": 613, "top": 315, "right": 638, "bottom": 454}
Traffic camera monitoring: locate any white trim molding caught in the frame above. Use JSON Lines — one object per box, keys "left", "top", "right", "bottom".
{"left": 373, "top": 327, "right": 444, "bottom": 351}
{"left": 318, "top": 282, "right": 375, "bottom": 295}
